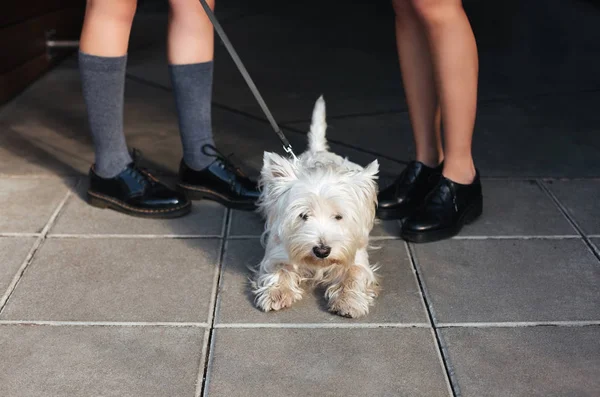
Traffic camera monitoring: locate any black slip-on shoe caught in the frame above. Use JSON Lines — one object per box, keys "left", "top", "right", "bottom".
{"left": 377, "top": 161, "right": 443, "bottom": 220}
{"left": 401, "top": 171, "right": 483, "bottom": 243}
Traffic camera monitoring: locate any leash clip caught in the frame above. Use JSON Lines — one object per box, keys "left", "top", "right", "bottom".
{"left": 283, "top": 144, "right": 297, "bottom": 160}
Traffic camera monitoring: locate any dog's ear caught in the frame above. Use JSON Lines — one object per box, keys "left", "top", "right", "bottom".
{"left": 353, "top": 159, "right": 380, "bottom": 202}
{"left": 347, "top": 159, "right": 379, "bottom": 195}
{"left": 361, "top": 160, "right": 379, "bottom": 181}
{"left": 261, "top": 152, "right": 298, "bottom": 183}
{"left": 350, "top": 159, "right": 380, "bottom": 231}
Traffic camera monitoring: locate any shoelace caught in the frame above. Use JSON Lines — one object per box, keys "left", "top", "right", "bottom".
{"left": 128, "top": 149, "right": 159, "bottom": 188}
{"left": 201, "top": 144, "right": 247, "bottom": 178}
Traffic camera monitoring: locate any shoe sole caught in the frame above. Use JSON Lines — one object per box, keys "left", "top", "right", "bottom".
{"left": 87, "top": 191, "right": 192, "bottom": 219}
{"left": 176, "top": 184, "right": 257, "bottom": 211}
{"left": 401, "top": 197, "right": 483, "bottom": 243}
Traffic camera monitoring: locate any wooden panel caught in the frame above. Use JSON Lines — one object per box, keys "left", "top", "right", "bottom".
{"left": 0, "top": 54, "right": 51, "bottom": 104}
{"left": 0, "top": 7, "right": 84, "bottom": 74}
{"left": 1, "top": 0, "right": 82, "bottom": 27}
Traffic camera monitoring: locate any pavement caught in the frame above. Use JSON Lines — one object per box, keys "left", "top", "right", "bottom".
{"left": 1, "top": 0, "right": 599, "bottom": 396}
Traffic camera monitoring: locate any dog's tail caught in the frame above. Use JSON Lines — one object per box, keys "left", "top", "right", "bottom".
{"left": 308, "top": 95, "right": 329, "bottom": 153}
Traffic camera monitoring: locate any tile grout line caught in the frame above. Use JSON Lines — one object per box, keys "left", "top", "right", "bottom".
{"left": 405, "top": 242, "right": 461, "bottom": 397}
{"left": 450, "top": 235, "right": 580, "bottom": 240}
{"left": 0, "top": 233, "right": 41, "bottom": 238}
{"left": 201, "top": 326, "right": 219, "bottom": 397}
{"left": 227, "top": 235, "right": 582, "bottom": 241}
{"left": 537, "top": 180, "right": 600, "bottom": 261}
{"left": 0, "top": 188, "right": 74, "bottom": 314}
{"left": 2, "top": 174, "right": 600, "bottom": 181}
{"left": 0, "top": 175, "right": 83, "bottom": 179}
{"left": 213, "top": 323, "right": 431, "bottom": 329}
{"left": 0, "top": 320, "right": 208, "bottom": 327}
{"left": 195, "top": 209, "right": 231, "bottom": 397}
{"left": 437, "top": 321, "right": 600, "bottom": 328}
{"left": 278, "top": 87, "right": 600, "bottom": 124}
{"left": 47, "top": 234, "right": 224, "bottom": 239}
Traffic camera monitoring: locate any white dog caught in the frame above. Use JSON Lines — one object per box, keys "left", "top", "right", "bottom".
{"left": 252, "top": 96, "right": 380, "bottom": 318}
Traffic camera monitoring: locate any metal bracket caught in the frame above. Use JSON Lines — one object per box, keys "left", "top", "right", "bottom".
{"left": 45, "top": 30, "right": 80, "bottom": 60}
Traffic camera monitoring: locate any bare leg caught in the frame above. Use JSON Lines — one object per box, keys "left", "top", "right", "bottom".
{"left": 412, "top": 0, "right": 478, "bottom": 184}
{"left": 80, "top": 0, "right": 137, "bottom": 56}
{"left": 393, "top": 0, "right": 443, "bottom": 168}
{"left": 167, "top": 0, "right": 215, "bottom": 64}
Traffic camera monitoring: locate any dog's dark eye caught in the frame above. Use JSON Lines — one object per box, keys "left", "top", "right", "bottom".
{"left": 335, "top": 214, "right": 343, "bottom": 220}
{"left": 299, "top": 213, "right": 309, "bottom": 221}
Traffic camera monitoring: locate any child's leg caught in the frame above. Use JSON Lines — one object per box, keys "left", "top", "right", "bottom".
{"left": 376, "top": 0, "right": 445, "bottom": 221}
{"left": 79, "top": 0, "right": 137, "bottom": 178}
{"left": 399, "top": 0, "right": 482, "bottom": 242}
{"left": 411, "top": 0, "right": 478, "bottom": 184}
{"left": 80, "top": 0, "right": 136, "bottom": 56}
{"left": 393, "top": 0, "right": 443, "bottom": 168}
{"left": 167, "top": 0, "right": 216, "bottom": 171}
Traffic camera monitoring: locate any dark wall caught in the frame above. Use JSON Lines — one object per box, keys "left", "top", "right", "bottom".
{"left": 0, "top": 1, "right": 84, "bottom": 104}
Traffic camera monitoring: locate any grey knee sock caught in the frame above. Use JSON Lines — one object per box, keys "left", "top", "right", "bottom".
{"left": 79, "top": 51, "right": 132, "bottom": 178}
{"left": 169, "top": 61, "right": 216, "bottom": 171}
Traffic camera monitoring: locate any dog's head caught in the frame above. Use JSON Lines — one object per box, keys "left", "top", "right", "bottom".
{"left": 258, "top": 152, "right": 379, "bottom": 266}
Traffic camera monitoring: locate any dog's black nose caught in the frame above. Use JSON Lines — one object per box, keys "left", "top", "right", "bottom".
{"left": 313, "top": 245, "right": 331, "bottom": 259}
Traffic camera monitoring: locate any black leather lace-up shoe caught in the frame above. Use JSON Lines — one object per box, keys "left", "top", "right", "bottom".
{"left": 401, "top": 171, "right": 483, "bottom": 243}
{"left": 377, "top": 161, "right": 443, "bottom": 220}
{"left": 177, "top": 144, "right": 260, "bottom": 211}
{"left": 87, "top": 156, "right": 191, "bottom": 219}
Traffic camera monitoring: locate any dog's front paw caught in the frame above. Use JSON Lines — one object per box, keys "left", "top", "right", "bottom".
{"left": 254, "top": 285, "right": 303, "bottom": 312}
{"left": 328, "top": 291, "right": 372, "bottom": 318}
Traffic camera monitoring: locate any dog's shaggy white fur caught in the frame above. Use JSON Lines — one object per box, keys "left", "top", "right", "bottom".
{"left": 252, "top": 96, "right": 380, "bottom": 318}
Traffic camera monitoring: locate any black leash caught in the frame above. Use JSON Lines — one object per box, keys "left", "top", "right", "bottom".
{"left": 198, "top": 0, "right": 297, "bottom": 159}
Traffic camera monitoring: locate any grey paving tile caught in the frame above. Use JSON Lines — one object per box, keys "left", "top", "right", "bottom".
{"left": 546, "top": 180, "right": 600, "bottom": 235}
{"left": 50, "top": 179, "right": 225, "bottom": 236}
{"left": 412, "top": 239, "right": 600, "bottom": 323}
{"left": 0, "top": 238, "right": 36, "bottom": 299}
{"left": 287, "top": 114, "right": 415, "bottom": 167}
{"left": 372, "top": 219, "right": 403, "bottom": 237}
{"left": 228, "top": 210, "right": 264, "bottom": 237}
{"left": 201, "top": 95, "right": 405, "bottom": 182}
{"left": 592, "top": 239, "right": 600, "bottom": 255}
{"left": 0, "top": 178, "right": 73, "bottom": 233}
{"left": 127, "top": 5, "right": 404, "bottom": 122}
{"left": 0, "top": 65, "right": 184, "bottom": 176}
{"left": 206, "top": 328, "right": 450, "bottom": 397}
{"left": 466, "top": 0, "right": 600, "bottom": 99}
{"left": 441, "top": 326, "right": 600, "bottom": 397}
{"left": 0, "top": 325, "right": 204, "bottom": 397}
{"left": 289, "top": 92, "right": 600, "bottom": 179}
{"left": 129, "top": 0, "right": 600, "bottom": 123}
{"left": 0, "top": 51, "right": 403, "bottom": 182}
{"left": 1, "top": 238, "right": 219, "bottom": 322}
{"left": 0, "top": 67, "right": 93, "bottom": 176}
{"left": 458, "top": 180, "right": 576, "bottom": 236}
{"left": 470, "top": 94, "right": 600, "bottom": 178}
{"left": 215, "top": 239, "right": 427, "bottom": 324}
